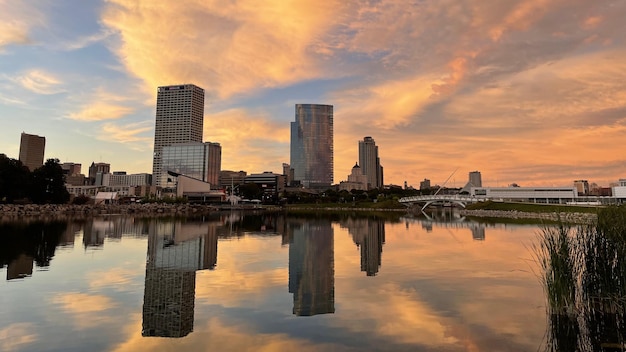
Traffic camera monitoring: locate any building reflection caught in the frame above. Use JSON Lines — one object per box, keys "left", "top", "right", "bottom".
{"left": 6, "top": 253, "right": 33, "bottom": 280}
{"left": 142, "top": 220, "right": 218, "bottom": 338}
{"left": 1, "top": 220, "right": 67, "bottom": 281}
{"left": 288, "top": 219, "right": 335, "bottom": 316}
{"left": 341, "top": 218, "right": 385, "bottom": 276}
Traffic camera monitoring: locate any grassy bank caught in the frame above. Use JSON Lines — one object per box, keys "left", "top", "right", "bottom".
{"left": 465, "top": 200, "right": 601, "bottom": 214}
{"left": 285, "top": 199, "right": 405, "bottom": 210}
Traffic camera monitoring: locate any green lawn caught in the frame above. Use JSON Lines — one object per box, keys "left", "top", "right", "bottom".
{"left": 465, "top": 200, "right": 601, "bottom": 214}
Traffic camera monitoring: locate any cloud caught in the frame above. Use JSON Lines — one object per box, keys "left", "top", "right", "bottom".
{"left": 205, "top": 108, "right": 290, "bottom": 172}
{"left": 68, "top": 102, "right": 134, "bottom": 121}
{"left": 0, "top": 323, "right": 37, "bottom": 352}
{"left": 101, "top": 0, "right": 345, "bottom": 99}
{"left": 0, "top": 1, "right": 43, "bottom": 51}
{"left": 14, "top": 70, "right": 64, "bottom": 95}
{"left": 60, "top": 29, "right": 116, "bottom": 51}
{"left": 50, "top": 292, "right": 119, "bottom": 330}
{"left": 98, "top": 120, "right": 153, "bottom": 145}
{"left": 92, "top": 0, "right": 626, "bottom": 185}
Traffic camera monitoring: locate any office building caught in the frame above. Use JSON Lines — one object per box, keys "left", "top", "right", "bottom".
{"left": 18, "top": 132, "right": 45, "bottom": 171}
{"left": 88, "top": 162, "right": 110, "bottom": 186}
{"left": 469, "top": 171, "right": 482, "bottom": 187}
{"left": 160, "top": 142, "right": 221, "bottom": 188}
{"left": 574, "top": 180, "right": 590, "bottom": 196}
{"left": 420, "top": 179, "right": 431, "bottom": 190}
{"left": 358, "top": 136, "right": 383, "bottom": 189}
{"left": 219, "top": 170, "right": 247, "bottom": 189}
{"left": 244, "top": 172, "right": 286, "bottom": 200}
{"left": 152, "top": 84, "right": 205, "bottom": 187}
{"left": 290, "top": 104, "right": 333, "bottom": 188}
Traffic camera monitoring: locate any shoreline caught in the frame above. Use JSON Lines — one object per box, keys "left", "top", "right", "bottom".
{"left": 0, "top": 203, "right": 599, "bottom": 224}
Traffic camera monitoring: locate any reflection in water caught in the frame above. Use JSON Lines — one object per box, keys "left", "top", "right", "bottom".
{"left": 0, "top": 220, "right": 67, "bottom": 280}
{"left": 341, "top": 218, "right": 385, "bottom": 276}
{"left": 288, "top": 219, "right": 335, "bottom": 316}
{"left": 142, "top": 221, "right": 218, "bottom": 338}
{"left": 403, "top": 214, "right": 488, "bottom": 242}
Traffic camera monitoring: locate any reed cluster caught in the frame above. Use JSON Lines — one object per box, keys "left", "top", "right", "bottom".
{"left": 533, "top": 206, "right": 626, "bottom": 351}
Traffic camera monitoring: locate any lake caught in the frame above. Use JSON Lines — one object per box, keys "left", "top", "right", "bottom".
{"left": 0, "top": 209, "right": 548, "bottom": 351}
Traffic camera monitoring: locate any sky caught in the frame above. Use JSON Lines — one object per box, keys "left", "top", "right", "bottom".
{"left": 0, "top": 0, "right": 625, "bottom": 188}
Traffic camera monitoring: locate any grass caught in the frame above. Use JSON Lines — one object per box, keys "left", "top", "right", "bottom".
{"left": 533, "top": 206, "right": 626, "bottom": 350}
{"left": 285, "top": 199, "right": 405, "bottom": 210}
{"left": 466, "top": 200, "right": 600, "bottom": 214}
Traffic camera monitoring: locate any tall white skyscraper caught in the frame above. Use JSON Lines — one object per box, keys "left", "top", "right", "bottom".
{"left": 152, "top": 84, "right": 205, "bottom": 187}
{"left": 358, "top": 136, "right": 383, "bottom": 189}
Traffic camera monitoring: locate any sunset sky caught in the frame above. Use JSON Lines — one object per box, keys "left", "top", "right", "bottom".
{"left": 1, "top": 0, "right": 625, "bottom": 188}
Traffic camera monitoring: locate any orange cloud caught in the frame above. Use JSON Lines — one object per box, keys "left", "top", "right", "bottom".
{"left": 15, "top": 69, "right": 63, "bottom": 95}
{"left": 101, "top": 0, "right": 343, "bottom": 99}
{"left": 0, "top": 323, "right": 37, "bottom": 352}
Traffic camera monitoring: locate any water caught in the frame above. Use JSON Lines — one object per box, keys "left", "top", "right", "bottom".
{"left": 0, "top": 210, "right": 548, "bottom": 351}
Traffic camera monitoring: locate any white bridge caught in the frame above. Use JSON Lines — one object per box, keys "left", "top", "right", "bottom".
{"left": 398, "top": 195, "right": 486, "bottom": 211}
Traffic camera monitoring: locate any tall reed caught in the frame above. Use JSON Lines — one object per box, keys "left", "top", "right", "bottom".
{"left": 534, "top": 206, "right": 626, "bottom": 351}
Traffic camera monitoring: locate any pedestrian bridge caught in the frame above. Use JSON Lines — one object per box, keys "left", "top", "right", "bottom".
{"left": 398, "top": 195, "right": 485, "bottom": 211}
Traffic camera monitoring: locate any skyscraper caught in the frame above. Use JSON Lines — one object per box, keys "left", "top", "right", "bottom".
{"left": 290, "top": 104, "right": 333, "bottom": 188}
{"left": 152, "top": 84, "right": 205, "bottom": 187}
{"left": 358, "top": 136, "right": 383, "bottom": 189}
{"left": 18, "top": 132, "right": 45, "bottom": 171}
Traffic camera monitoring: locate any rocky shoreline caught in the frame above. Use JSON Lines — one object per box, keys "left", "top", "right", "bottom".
{"left": 0, "top": 203, "right": 222, "bottom": 218}
{"left": 0, "top": 204, "right": 599, "bottom": 224}
{"left": 459, "top": 209, "right": 597, "bottom": 224}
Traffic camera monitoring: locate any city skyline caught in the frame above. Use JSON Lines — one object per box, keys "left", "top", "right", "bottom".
{"left": 0, "top": 1, "right": 625, "bottom": 187}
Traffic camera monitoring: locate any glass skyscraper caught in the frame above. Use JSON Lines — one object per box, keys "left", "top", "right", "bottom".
{"left": 160, "top": 142, "right": 221, "bottom": 188}
{"left": 152, "top": 84, "right": 205, "bottom": 187}
{"left": 290, "top": 104, "right": 333, "bottom": 188}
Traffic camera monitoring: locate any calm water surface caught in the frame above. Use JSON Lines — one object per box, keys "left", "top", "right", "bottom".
{"left": 0, "top": 210, "right": 548, "bottom": 351}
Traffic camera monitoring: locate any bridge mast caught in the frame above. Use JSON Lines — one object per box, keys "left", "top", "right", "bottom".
{"left": 433, "top": 168, "right": 458, "bottom": 196}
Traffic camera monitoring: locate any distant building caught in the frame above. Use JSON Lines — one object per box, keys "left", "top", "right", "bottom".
{"left": 152, "top": 84, "right": 205, "bottom": 187}
{"left": 574, "top": 180, "right": 590, "bottom": 196}
{"left": 160, "top": 142, "right": 221, "bottom": 189}
{"left": 18, "top": 132, "right": 45, "bottom": 171}
{"left": 106, "top": 173, "right": 152, "bottom": 187}
{"left": 358, "top": 136, "right": 383, "bottom": 189}
{"left": 612, "top": 179, "right": 626, "bottom": 199}
{"left": 420, "top": 179, "right": 431, "bottom": 190}
{"left": 219, "top": 170, "right": 247, "bottom": 189}
{"left": 339, "top": 163, "right": 368, "bottom": 191}
{"left": 461, "top": 171, "right": 483, "bottom": 194}
{"left": 244, "top": 172, "right": 286, "bottom": 200}
{"left": 470, "top": 187, "right": 578, "bottom": 204}
{"left": 61, "top": 162, "right": 82, "bottom": 176}
{"left": 290, "top": 104, "right": 333, "bottom": 188}
{"left": 88, "top": 162, "right": 110, "bottom": 186}
{"left": 469, "top": 171, "right": 482, "bottom": 187}
{"left": 282, "top": 163, "right": 294, "bottom": 186}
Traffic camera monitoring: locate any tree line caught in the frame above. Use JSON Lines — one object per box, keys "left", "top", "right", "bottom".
{"left": 0, "top": 155, "right": 69, "bottom": 204}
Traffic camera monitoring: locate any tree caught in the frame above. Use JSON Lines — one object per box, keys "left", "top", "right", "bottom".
{"left": 30, "top": 159, "right": 69, "bottom": 204}
{"left": 239, "top": 183, "right": 262, "bottom": 200}
{"left": 0, "top": 154, "right": 30, "bottom": 203}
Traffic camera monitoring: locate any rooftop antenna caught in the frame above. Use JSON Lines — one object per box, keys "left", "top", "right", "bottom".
{"left": 434, "top": 168, "right": 458, "bottom": 196}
